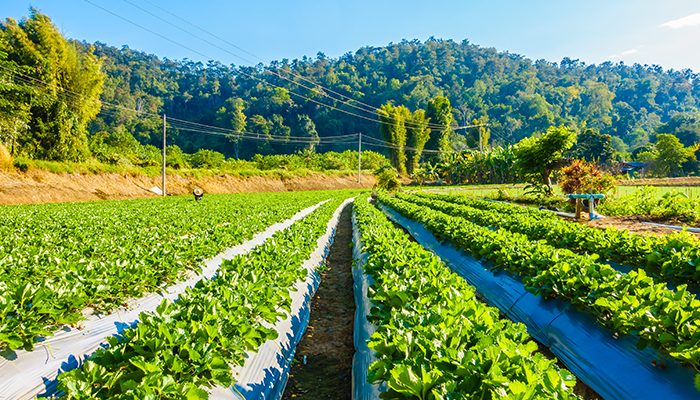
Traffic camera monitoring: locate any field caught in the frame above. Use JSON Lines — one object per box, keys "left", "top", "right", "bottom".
{"left": 428, "top": 184, "right": 700, "bottom": 200}
{"left": 425, "top": 183, "right": 700, "bottom": 228}
{"left": 2, "top": 188, "right": 700, "bottom": 399}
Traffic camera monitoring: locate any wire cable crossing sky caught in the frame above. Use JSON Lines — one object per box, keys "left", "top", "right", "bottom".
{"left": 5, "top": 0, "right": 700, "bottom": 73}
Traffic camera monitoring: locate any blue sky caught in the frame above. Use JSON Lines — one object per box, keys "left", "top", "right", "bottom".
{"left": 6, "top": 0, "right": 700, "bottom": 72}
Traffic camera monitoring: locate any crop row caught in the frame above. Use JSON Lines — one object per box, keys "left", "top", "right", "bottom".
{"left": 417, "top": 192, "right": 559, "bottom": 220}
{"left": 413, "top": 191, "right": 700, "bottom": 285}
{"left": 55, "top": 194, "right": 350, "bottom": 399}
{"left": 353, "top": 195, "right": 581, "bottom": 399}
{"left": 378, "top": 193, "right": 700, "bottom": 372}
{"left": 0, "top": 191, "right": 335, "bottom": 351}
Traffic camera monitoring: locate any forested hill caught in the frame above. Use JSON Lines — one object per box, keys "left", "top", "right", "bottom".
{"left": 79, "top": 37, "right": 700, "bottom": 159}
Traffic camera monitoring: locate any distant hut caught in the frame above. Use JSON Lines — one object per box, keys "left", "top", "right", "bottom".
{"left": 620, "top": 161, "right": 648, "bottom": 179}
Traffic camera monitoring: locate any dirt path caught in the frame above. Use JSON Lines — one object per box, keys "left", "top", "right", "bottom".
{"left": 564, "top": 214, "right": 700, "bottom": 238}
{"left": 282, "top": 202, "right": 355, "bottom": 399}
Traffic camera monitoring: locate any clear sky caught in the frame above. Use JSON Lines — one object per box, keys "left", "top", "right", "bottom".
{"left": 5, "top": 0, "right": 700, "bottom": 73}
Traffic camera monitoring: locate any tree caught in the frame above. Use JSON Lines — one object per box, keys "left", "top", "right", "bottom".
{"left": 569, "top": 129, "right": 614, "bottom": 165}
{"left": 655, "top": 133, "right": 697, "bottom": 177}
{"left": 378, "top": 103, "right": 409, "bottom": 174}
{"left": 424, "top": 96, "right": 452, "bottom": 163}
{"left": 656, "top": 112, "right": 700, "bottom": 147}
{"left": 1, "top": 8, "right": 104, "bottom": 161}
{"left": 0, "top": 40, "right": 32, "bottom": 155}
{"left": 214, "top": 98, "right": 246, "bottom": 159}
{"left": 291, "top": 114, "right": 319, "bottom": 151}
{"left": 514, "top": 126, "right": 576, "bottom": 194}
{"left": 466, "top": 118, "right": 490, "bottom": 151}
{"left": 405, "top": 109, "right": 430, "bottom": 174}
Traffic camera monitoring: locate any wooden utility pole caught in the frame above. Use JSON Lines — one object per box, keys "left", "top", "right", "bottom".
{"left": 357, "top": 133, "right": 361, "bottom": 183}
{"left": 162, "top": 114, "right": 166, "bottom": 197}
{"left": 479, "top": 125, "right": 483, "bottom": 153}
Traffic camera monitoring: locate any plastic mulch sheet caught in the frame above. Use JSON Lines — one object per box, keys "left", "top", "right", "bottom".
{"left": 350, "top": 198, "right": 386, "bottom": 400}
{"left": 378, "top": 202, "right": 699, "bottom": 400}
{"left": 209, "top": 197, "right": 353, "bottom": 400}
{"left": 0, "top": 201, "right": 328, "bottom": 400}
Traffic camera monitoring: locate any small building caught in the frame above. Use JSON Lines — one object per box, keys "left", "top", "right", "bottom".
{"left": 620, "top": 161, "right": 648, "bottom": 179}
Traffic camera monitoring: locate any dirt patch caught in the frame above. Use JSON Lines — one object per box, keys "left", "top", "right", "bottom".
{"left": 618, "top": 177, "right": 700, "bottom": 186}
{"left": 0, "top": 169, "right": 376, "bottom": 205}
{"left": 282, "top": 203, "right": 355, "bottom": 399}
{"left": 561, "top": 214, "right": 700, "bottom": 238}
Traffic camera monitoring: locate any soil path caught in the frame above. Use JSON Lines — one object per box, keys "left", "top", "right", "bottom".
{"left": 282, "top": 202, "right": 355, "bottom": 399}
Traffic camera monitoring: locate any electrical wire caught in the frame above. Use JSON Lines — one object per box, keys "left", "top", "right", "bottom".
{"left": 359, "top": 134, "right": 459, "bottom": 154}
{"left": 85, "top": 0, "right": 481, "bottom": 131}
{"left": 123, "top": 0, "right": 474, "bottom": 129}
{"left": 131, "top": 0, "right": 473, "bottom": 131}
{"left": 2, "top": 51, "right": 476, "bottom": 155}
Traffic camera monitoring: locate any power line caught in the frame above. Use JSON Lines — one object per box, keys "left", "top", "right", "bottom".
{"left": 2, "top": 48, "right": 487, "bottom": 156}
{"left": 1, "top": 63, "right": 359, "bottom": 149}
{"left": 134, "top": 0, "right": 462, "bottom": 131}
{"left": 129, "top": 0, "right": 468, "bottom": 129}
{"left": 3, "top": 63, "right": 471, "bottom": 154}
{"left": 85, "top": 0, "right": 479, "bottom": 131}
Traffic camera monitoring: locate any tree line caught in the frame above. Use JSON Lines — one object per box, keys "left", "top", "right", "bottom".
{"left": 2, "top": 8, "right": 700, "bottom": 177}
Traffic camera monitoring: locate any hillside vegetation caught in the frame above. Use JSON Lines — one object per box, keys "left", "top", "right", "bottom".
{"left": 2, "top": 9, "right": 700, "bottom": 179}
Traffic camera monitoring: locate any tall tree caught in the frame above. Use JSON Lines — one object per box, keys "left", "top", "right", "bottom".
{"left": 424, "top": 96, "right": 452, "bottom": 163}
{"left": 0, "top": 40, "right": 32, "bottom": 154}
{"left": 378, "top": 103, "right": 409, "bottom": 174}
{"left": 1, "top": 8, "right": 104, "bottom": 161}
{"left": 405, "top": 109, "right": 430, "bottom": 174}
{"left": 214, "top": 97, "right": 246, "bottom": 159}
{"left": 291, "top": 114, "right": 319, "bottom": 151}
{"left": 466, "top": 118, "right": 490, "bottom": 151}
{"left": 656, "top": 112, "right": 700, "bottom": 147}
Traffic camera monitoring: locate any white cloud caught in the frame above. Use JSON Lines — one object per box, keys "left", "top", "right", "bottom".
{"left": 609, "top": 46, "right": 642, "bottom": 59}
{"left": 660, "top": 13, "right": 700, "bottom": 29}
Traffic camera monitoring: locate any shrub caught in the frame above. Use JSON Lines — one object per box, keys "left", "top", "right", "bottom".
{"left": 373, "top": 163, "right": 401, "bottom": 192}
{"left": 190, "top": 149, "right": 225, "bottom": 169}
{"left": 13, "top": 156, "right": 30, "bottom": 172}
{"left": 558, "top": 160, "right": 617, "bottom": 195}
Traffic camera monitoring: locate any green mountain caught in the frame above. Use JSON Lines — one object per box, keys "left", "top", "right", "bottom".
{"left": 80, "top": 38, "right": 700, "bottom": 158}
{"left": 3, "top": 9, "right": 700, "bottom": 162}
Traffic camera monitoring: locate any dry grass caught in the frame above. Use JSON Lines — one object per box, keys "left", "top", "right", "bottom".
{"left": 0, "top": 169, "right": 377, "bottom": 205}
{"left": 0, "top": 144, "right": 13, "bottom": 170}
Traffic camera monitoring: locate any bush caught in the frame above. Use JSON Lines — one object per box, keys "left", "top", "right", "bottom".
{"left": 599, "top": 186, "right": 700, "bottom": 223}
{"left": 373, "top": 164, "right": 401, "bottom": 192}
{"left": 558, "top": 160, "right": 617, "bottom": 195}
{"left": 165, "top": 145, "right": 189, "bottom": 169}
{"left": 190, "top": 149, "right": 225, "bottom": 169}
{"left": 13, "top": 156, "right": 29, "bottom": 172}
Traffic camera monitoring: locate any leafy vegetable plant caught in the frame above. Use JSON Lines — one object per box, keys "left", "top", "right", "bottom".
{"left": 56, "top": 194, "right": 352, "bottom": 399}
{"left": 354, "top": 195, "right": 581, "bottom": 399}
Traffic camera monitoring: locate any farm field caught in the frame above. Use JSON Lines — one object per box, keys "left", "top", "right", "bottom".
{"left": 425, "top": 184, "right": 700, "bottom": 199}
{"left": 424, "top": 183, "right": 700, "bottom": 228}
{"left": 0, "top": 190, "right": 358, "bottom": 398}
{"left": 375, "top": 191, "right": 700, "bottom": 399}
{"left": 2, "top": 188, "right": 699, "bottom": 399}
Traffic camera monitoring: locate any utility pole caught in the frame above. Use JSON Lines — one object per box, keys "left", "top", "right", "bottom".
{"left": 479, "top": 125, "right": 483, "bottom": 153}
{"left": 357, "top": 133, "right": 361, "bottom": 183}
{"left": 162, "top": 114, "right": 166, "bottom": 197}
